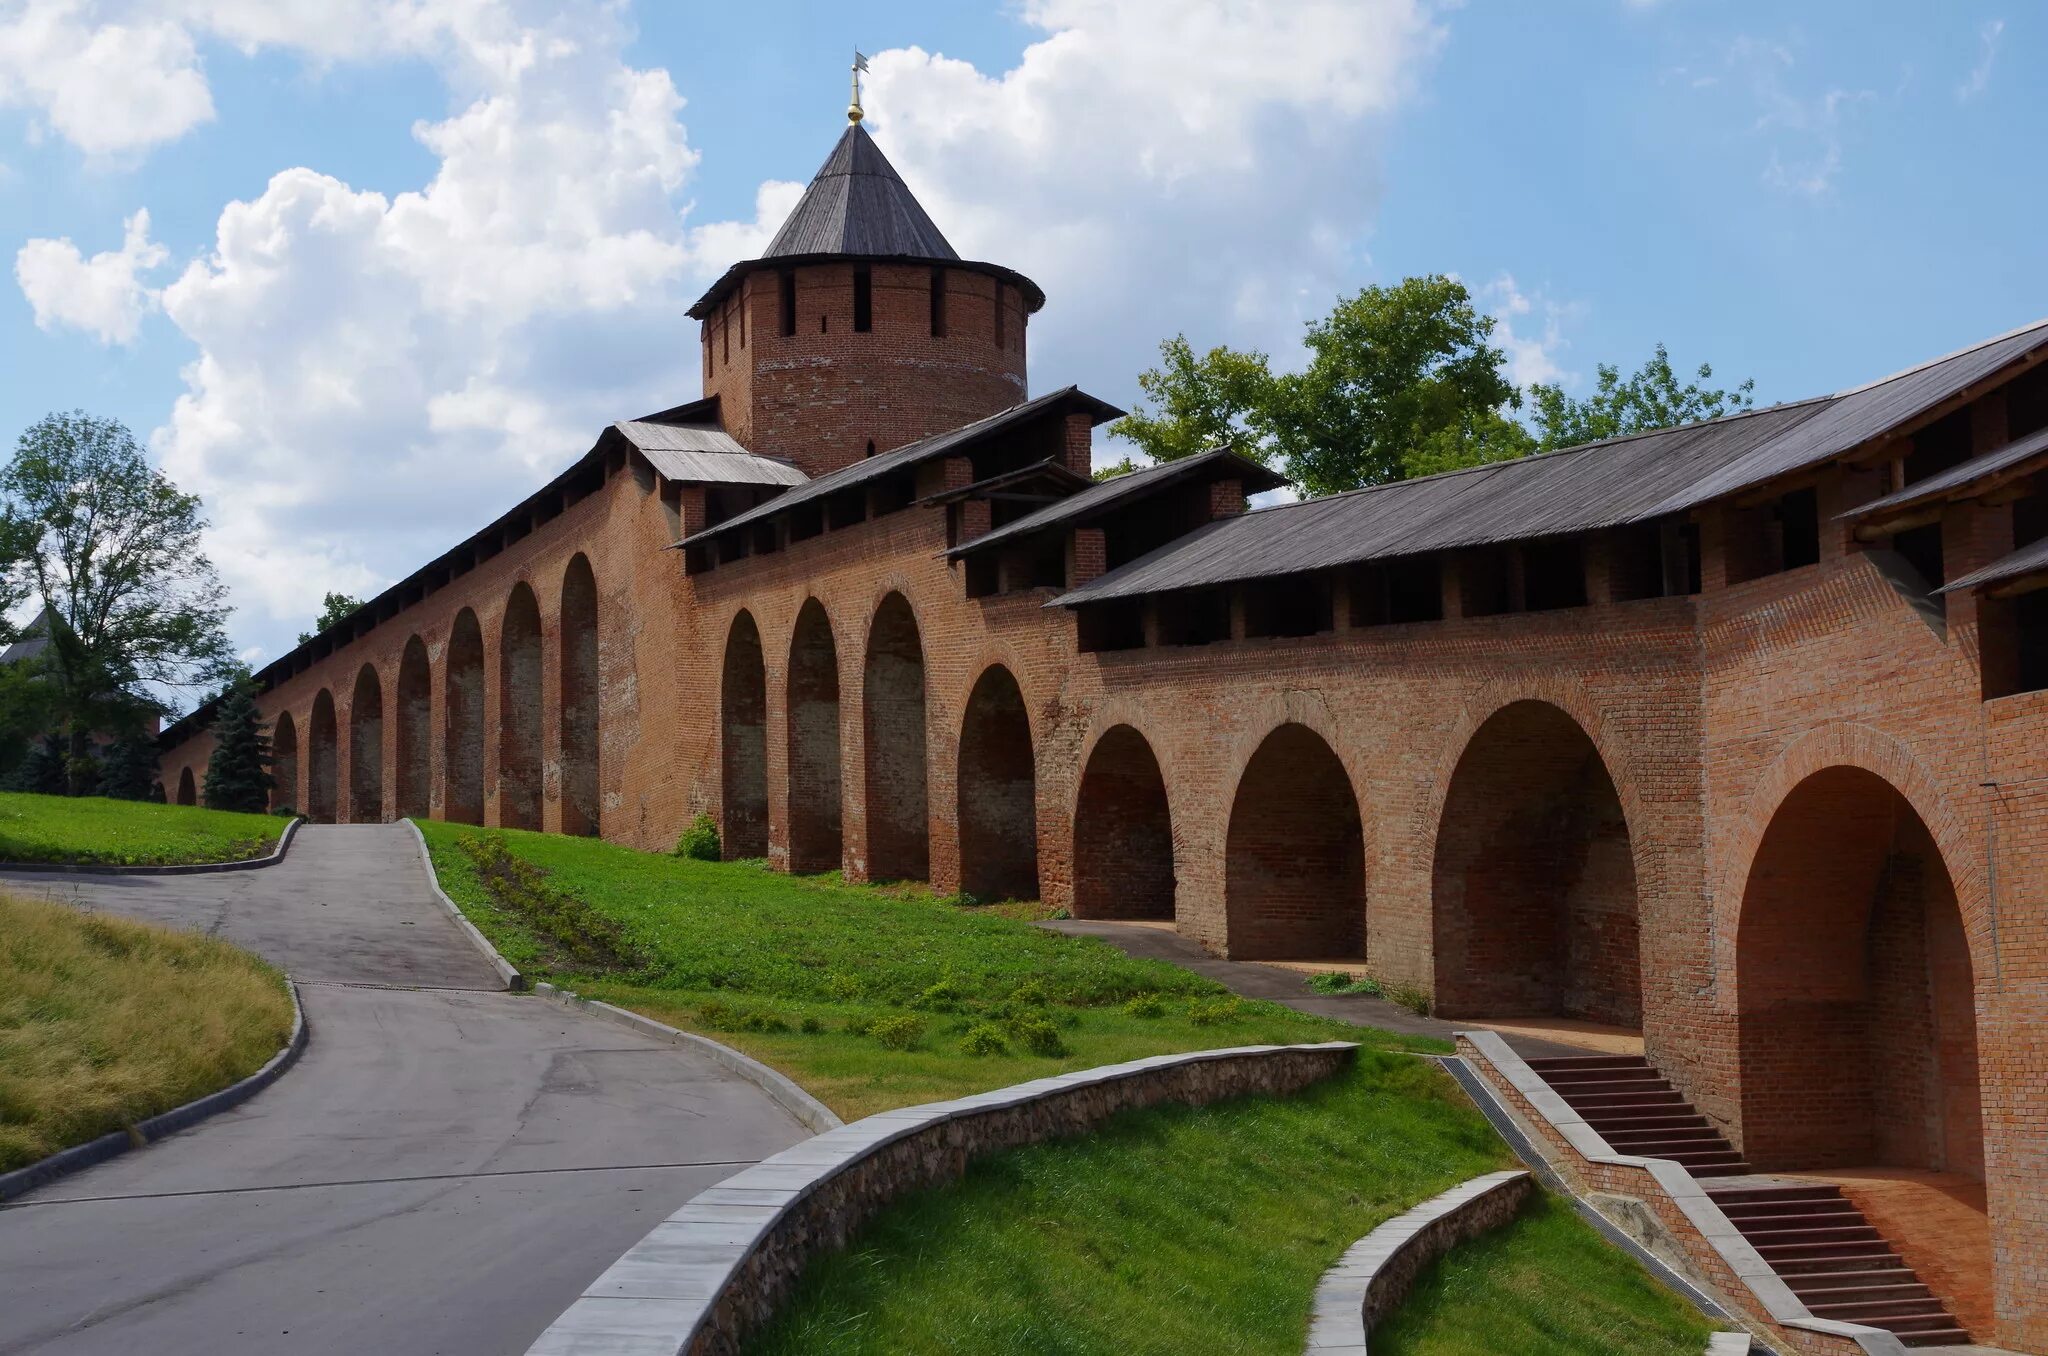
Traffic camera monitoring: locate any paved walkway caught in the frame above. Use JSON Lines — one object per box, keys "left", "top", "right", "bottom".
{"left": 1043, "top": 919, "right": 1590, "bottom": 1059}
{"left": 0, "top": 825, "right": 806, "bottom": 1356}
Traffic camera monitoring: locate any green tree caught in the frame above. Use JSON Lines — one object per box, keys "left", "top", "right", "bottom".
{"left": 201, "top": 674, "right": 273, "bottom": 813}
{"left": 1265, "top": 276, "right": 1530, "bottom": 495}
{"left": 1108, "top": 336, "right": 1277, "bottom": 466}
{"left": 0, "top": 411, "right": 234, "bottom": 789}
{"left": 1529, "top": 344, "right": 1755, "bottom": 452}
{"left": 100, "top": 734, "right": 163, "bottom": 802}
{"left": 7, "top": 735, "right": 67, "bottom": 795}
{"left": 298, "top": 591, "right": 363, "bottom": 646}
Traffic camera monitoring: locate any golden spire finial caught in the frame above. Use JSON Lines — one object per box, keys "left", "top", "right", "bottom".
{"left": 848, "top": 50, "right": 868, "bottom": 124}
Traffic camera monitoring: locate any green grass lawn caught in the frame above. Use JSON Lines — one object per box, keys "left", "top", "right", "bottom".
{"left": 1372, "top": 1192, "right": 1720, "bottom": 1356}
{"left": 413, "top": 822, "right": 1721, "bottom": 1354}
{"left": 0, "top": 891, "right": 294, "bottom": 1170}
{"left": 414, "top": 821, "right": 1441, "bottom": 1118}
{"left": 0, "top": 792, "right": 285, "bottom": 867}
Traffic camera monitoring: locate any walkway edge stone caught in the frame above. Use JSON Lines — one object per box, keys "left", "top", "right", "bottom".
{"left": 1456, "top": 1030, "right": 1907, "bottom": 1356}
{"left": 526, "top": 1040, "right": 1357, "bottom": 1356}
{"left": 0, "top": 815, "right": 303, "bottom": 876}
{"left": 401, "top": 818, "right": 524, "bottom": 991}
{"left": 0, "top": 976, "right": 308, "bottom": 1203}
{"left": 531, "top": 982, "right": 842, "bottom": 1135}
{"left": 1305, "top": 1168, "right": 1531, "bottom": 1353}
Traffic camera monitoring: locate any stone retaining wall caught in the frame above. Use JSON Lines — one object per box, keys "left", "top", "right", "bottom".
{"left": 1307, "top": 1168, "right": 1533, "bottom": 1353}
{"left": 527, "top": 1041, "right": 1357, "bottom": 1356}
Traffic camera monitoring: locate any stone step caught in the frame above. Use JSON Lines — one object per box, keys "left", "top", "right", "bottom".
{"left": 1897, "top": 1329, "right": 1973, "bottom": 1348}
{"left": 1584, "top": 1112, "right": 1712, "bottom": 1133}
{"left": 1766, "top": 1251, "right": 1908, "bottom": 1277}
{"left": 1791, "top": 1280, "right": 1936, "bottom": 1307}
{"left": 1808, "top": 1297, "right": 1951, "bottom": 1319}
{"left": 1704, "top": 1184, "right": 1846, "bottom": 1206}
{"left": 1741, "top": 1224, "right": 1885, "bottom": 1248}
{"left": 1524, "top": 1055, "right": 1650, "bottom": 1072}
{"left": 1717, "top": 1200, "right": 1861, "bottom": 1222}
{"left": 1562, "top": 1090, "right": 1686, "bottom": 1110}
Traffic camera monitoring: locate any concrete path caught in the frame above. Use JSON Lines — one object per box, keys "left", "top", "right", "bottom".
{"left": 0, "top": 825, "right": 807, "bottom": 1356}
{"left": 1043, "top": 918, "right": 1589, "bottom": 1060}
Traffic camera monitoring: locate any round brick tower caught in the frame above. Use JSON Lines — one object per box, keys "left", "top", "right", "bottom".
{"left": 687, "top": 122, "right": 1044, "bottom": 480}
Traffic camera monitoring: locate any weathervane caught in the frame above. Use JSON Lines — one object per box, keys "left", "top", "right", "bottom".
{"left": 849, "top": 50, "right": 868, "bottom": 124}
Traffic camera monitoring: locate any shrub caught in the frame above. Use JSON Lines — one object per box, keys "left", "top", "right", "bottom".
{"left": 1386, "top": 983, "right": 1434, "bottom": 1017}
{"left": 675, "top": 813, "right": 721, "bottom": 862}
{"left": 1123, "top": 993, "right": 1166, "bottom": 1019}
{"left": 869, "top": 1014, "right": 925, "bottom": 1050}
{"left": 1188, "top": 997, "right": 1243, "bottom": 1027}
{"left": 1308, "top": 971, "right": 1383, "bottom": 997}
{"left": 910, "top": 975, "right": 968, "bottom": 1012}
{"left": 271, "top": 804, "right": 298, "bottom": 819}
{"left": 959, "top": 1023, "right": 1007, "bottom": 1056}
{"left": 1009, "top": 979, "right": 1050, "bottom": 1008}
{"left": 800, "top": 1015, "right": 824, "bottom": 1034}
{"left": 1009, "top": 1014, "right": 1068, "bottom": 1057}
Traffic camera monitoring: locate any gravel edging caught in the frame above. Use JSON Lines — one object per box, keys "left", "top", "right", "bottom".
{"left": 0, "top": 976, "right": 308, "bottom": 1202}
{"left": 1306, "top": 1168, "right": 1532, "bottom": 1353}
{"left": 528, "top": 1040, "right": 1358, "bottom": 1356}
{"left": 401, "top": 818, "right": 524, "bottom": 992}
{"left": 0, "top": 815, "right": 303, "bottom": 876}
{"left": 531, "top": 982, "right": 842, "bottom": 1135}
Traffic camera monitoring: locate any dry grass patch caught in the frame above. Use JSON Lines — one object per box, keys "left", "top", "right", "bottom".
{"left": 0, "top": 892, "right": 293, "bottom": 1171}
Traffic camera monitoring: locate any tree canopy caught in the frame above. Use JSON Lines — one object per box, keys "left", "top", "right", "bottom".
{"left": 0, "top": 412, "right": 233, "bottom": 787}
{"left": 1107, "top": 278, "right": 1754, "bottom": 494}
{"left": 299, "top": 592, "right": 363, "bottom": 646}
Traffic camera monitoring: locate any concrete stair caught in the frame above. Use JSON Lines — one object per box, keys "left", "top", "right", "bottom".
{"left": 1705, "top": 1183, "right": 1969, "bottom": 1348}
{"left": 1523, "top": 1054, "right": 1752, "bottom": 1177}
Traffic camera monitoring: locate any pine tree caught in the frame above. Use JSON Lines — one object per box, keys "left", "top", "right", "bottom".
{"left": 201, "top": 678, "right": 273, "bottom": 813}
{"left": 7, "top": 735, "right": 67, "bottom": 795}
{"left": 101, "top": 736, "right": 162, "bottom": 801}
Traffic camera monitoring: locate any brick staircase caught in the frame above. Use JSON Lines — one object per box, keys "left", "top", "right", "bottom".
{"left": 1524, "top": 1054, "right": 1750, "bottom": 1177}
{"left": 1522, "top": 1054, "right": 1969, "bottom": 1347}
{"left": 1704, "top": 1183, "right": 1969, "bottom": 1347}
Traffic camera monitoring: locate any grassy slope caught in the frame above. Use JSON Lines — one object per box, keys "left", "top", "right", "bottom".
{"left": 0, "top": 892, "right": 294, "bottom": 1170}
{"left": 0, "top": 792, "right": 284, "bottom": 866}
{"left": 414, "top": 823, "right": 1717, "bottom": 1354}
{"left": 415, "top": 821, "right": 1438, "bottom": 1118}
{"left": 1372, "top": 1192, "right": 1718, "bottom": 1356}
{"left": 751, "top": 1058, "right": 1510, "bottom": 1356}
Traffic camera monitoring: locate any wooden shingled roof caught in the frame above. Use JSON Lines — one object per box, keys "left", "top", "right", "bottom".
{"left": 687, "top": 124, "right": 1044, "bottom": 319}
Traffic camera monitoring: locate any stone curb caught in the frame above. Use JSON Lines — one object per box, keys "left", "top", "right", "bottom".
{"left": 1305, "top": 1168, "right": 1532, "bottom": 1353}
{"left": 0, "top": 815, "right": 303, "bottom": 876}
{"left": 401, "top": 818, "right": 524, "bottom": 991}
{"left": 0, "top": 976, "right": 308, "bottom": 1203}
{"left": 525, "top": 1040, "right": 1359, "bottom": 1356}
{"left": 531, "top": 983, "right": 842, "bottom": 1136}
{"left": 1456, "top": 1031, "right": 1905, "bottom": 1356}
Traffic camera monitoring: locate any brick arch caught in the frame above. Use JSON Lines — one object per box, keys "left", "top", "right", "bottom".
{"left": 559, "top": 553, "right": 600, "bottom": 836}
{"left": 1072, "top": 722, "right": 1176, "bottom": 922}
{"left": 720, "top": 608, "right": 769, "bottom": 859}
{"left": 1419, "top": 679, "right": 1659, "bottom": 906}
{"left": 394, "top": 636, "right": 431, "bottom": 820}
{"left": 1429, "top": 698, "right": 1642, "bottom": 1026}
{"left": 1713, "top": 721, "right": 1988, "bottom": 1007}
{"left": 1731, "top": 756, "right": 1982, "bottom": 1179}
{"left": 862, "top": 590, "right": 928, "bottom": 882}
{"left": 176, "top": 766, "right": 197, "bottom": 806}
{"left": 348, "top": 662, "right": 384, "bottom": 823}
{"left": 308, "top": 689, "right": 338, "bottom": 823}
{"left": 271, "top": 710, "right": 298, "bottom": 814}
{"left": 443, "top": 608, "right": 485, "bottom": 825}
{"left": 498, "top": 581, "right": 543, "bottom": 830}
{"left": 786, "top": 597, "right": 843, "bottom": 872}
{"left": 956, "top": 661, "right": 1038, "bottom": 902}
{"left": 1223, "top": 720, "right": 1365, "bottom": 960}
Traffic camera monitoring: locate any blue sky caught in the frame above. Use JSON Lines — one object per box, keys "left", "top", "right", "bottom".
{"left": 1, "top": 1, "right": 2039, "bottom": 670}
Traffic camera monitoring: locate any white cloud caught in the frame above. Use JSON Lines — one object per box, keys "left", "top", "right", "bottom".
{"left": 1478, "top": 272, "right": 1574, "bottom": 390}
{"left": 14, "top": 208, "right": 167, "bottom": 343}
{"left": 133, "top": 1, "right": 741, "bottom": 645}
{"left": 0, "top": 4, "right": 214, "bottom": 157}
{"left": 20, "top": 0, "right": 1448, "bottom": 660}
{"left": 857, "top": 0, "right": 1445, "bottom": 440}
{"left": 1957, "top": 18, "right": 2002, "bottom": 101}
{"left": 1720, "top": 36, "right": 1872, "bottom": 198}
